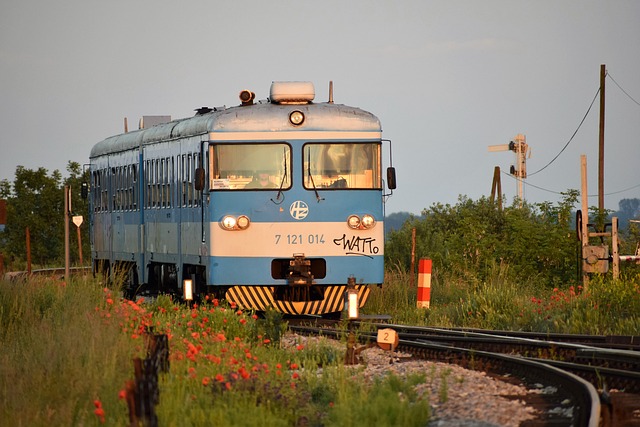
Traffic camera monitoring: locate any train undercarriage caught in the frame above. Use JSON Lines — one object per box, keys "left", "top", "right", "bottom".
{"left": 93, "top": 257, "right": 370, "bottom": 315}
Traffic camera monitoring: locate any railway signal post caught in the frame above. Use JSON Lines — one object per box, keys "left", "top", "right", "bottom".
{"left": 488, "top": 134, "right": 530, "bottom": 205}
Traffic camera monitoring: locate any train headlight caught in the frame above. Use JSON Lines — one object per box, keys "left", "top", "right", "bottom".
{"left": 222, "top": 216, "right": 237, "bottom": 230}
{"left": 221, "top": 215, "right": 251, "bottom": 231}
{"left": 347, "top": 214, "right": 376, "bottom": 230}
{"left": 237, "top": 215, "right": 250, "bottom": 230}
{"left": 289, "top": 110, "right": 305, "bottom": 126}
{"left": 347, "top": 215, "right": 361, "bottom": 229}
{"left": 361, "top": 214, "right": 376, "bottom": 229}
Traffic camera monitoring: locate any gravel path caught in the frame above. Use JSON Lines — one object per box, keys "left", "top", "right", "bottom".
{"left": 284, "top": 333, "right": 538, "bottom": 427}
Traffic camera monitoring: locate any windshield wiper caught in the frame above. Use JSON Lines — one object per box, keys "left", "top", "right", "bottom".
{"left": 307, "top": 149, "right": 324, "bottom": 203}
{"left": 271, "top": 148, "right": 288, "bottom": 204}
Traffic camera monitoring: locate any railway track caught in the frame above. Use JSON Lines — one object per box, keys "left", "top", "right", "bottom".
{"left": 3, "top": 266, "right": 91, "bottom": 281}
{"left": 288, "top": 319, "right": 640, "bottom": 426}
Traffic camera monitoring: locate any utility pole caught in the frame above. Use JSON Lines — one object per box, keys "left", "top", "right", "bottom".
{"left": 598, "top": 64, "right": 606, "bottom": 215}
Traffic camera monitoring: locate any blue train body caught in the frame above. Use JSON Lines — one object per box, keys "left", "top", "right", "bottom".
{"left": 89, "top": 82, "right": 395, "bottom": 315}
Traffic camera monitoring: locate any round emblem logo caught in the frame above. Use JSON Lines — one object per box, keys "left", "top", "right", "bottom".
{"left": 289, "top": 200, "right": 309, "bottom": 220}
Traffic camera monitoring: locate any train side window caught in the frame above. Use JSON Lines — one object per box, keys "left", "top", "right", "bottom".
{"left": 110, "top": 167, "right": 115, "bottom": 211}
{"left": 128, "top": 164, "right": 133, "bottom": 211}
{"left": 160, "top": 158, "right": 165, "bottom": 208}
{"left": 99, "top": 170, "right": 104, "bottom": 211}
{"left": 115, "top": 167, "right": 120, "bottom": 211}
{"left": 121, "top": 166, "right": 125, "bottom": 211}
{"left": 148, "top": 160, "right": 153, "bottom": 208}
{"left": 116, "top": 166, "right": 120, "bottom": 211}
{"left": 181, "top": 154, "right": 187, "bottom": 207}
{"left": 92, "top": 171, "right": 98, "bottom": 213}
{"left": 146, "top": 160, "right": 151, "bottom": 209}
{"left": 157, "top": 159, "right": 161, "bottom": 208}
{"left": 187, "top": 154, "right": 192, "bottom": 207}
{"left": 168, "top": 157, "right": 173, "bottom": 208}
{"left": 154, "top": 159, "right": 159, "bottom": 208}
{"left": 132, "top": 164, "right": 137, "bottom": 211}
{"left": 118, "top": 166, "right": 122, "bottom": 211}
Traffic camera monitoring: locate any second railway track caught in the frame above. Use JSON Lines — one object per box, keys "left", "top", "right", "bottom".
{"left": 288, "top": 319, "right": 640, "bottom": 426}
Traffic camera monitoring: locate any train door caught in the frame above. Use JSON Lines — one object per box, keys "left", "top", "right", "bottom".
{"left": 177, "top": 141, "right": 207, "bottom": 294}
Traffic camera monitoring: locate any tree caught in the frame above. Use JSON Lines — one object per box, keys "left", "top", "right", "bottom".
{"left": 0, "top": 162, "right": 89, "bottom": 268}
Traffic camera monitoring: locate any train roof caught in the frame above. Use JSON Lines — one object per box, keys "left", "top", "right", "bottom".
{"left": 90, "top": 82, "right": 381, "bottom": 159}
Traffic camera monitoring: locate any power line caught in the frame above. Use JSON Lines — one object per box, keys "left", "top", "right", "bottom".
{"left": 607, "top": 72, "right": 640, "bottom": 107}
{"left": 501, "top": 169, "right": 640, "bottom": 198}
{"left": 527, "top": 87, "right": 600, "bottom": 177}
{"left": 501, "top": 169, "right": 564, "bottom": 195}
{"left": 604, "top": 182, "right": 640, "bottom": 196}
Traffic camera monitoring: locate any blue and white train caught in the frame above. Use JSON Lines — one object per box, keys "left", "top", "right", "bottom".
{"left": 89, "top": 81, "right": 396, "bottom": 315}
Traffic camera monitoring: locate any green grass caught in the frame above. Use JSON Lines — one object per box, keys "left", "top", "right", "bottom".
{"left": 0, "top": 276, "right": 138, "bottom": 426}
{"left": 3, "top": 267, "right": 638, "bottom": 426}
{"left": 0, "top": 277, "right": 432, "bottom": 426}
{"left": 366, "top": 267, "right": 640, "bottom": 335}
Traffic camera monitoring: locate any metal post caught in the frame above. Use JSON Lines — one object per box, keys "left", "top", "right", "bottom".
{"left": 26, "top": 227, "right": 32, "bottom": 275}
{"left": 76, "top": 225, "right": 83, "bottom": 266}
{"left": 612, "top": 217, "right": 619, "bottom": 280}
{"left": 580, "top": 156, "right": 589, "bottom": 289}
{"left": 410, "top": 227, "right": 416, "bottom": 288}
{"left": 64, "top": 186, "right": 70, "bottom": 281}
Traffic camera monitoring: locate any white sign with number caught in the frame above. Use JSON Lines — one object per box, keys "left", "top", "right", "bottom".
{"left": 377, "top": 328, "right": 399, "bottom": 351}
{"left": 72, "top": 215, "right": 83, "bottom": 227}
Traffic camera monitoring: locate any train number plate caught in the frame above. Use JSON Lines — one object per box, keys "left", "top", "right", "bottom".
{"left": 274, "top": 234, "right": 325, "bottom": 245}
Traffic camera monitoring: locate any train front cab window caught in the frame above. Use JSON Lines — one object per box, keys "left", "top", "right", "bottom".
{"left": 209, "top": 143, "right": 291, "bottom": 190}
{"left": 303, "top": 142, "right": 381, "bottom": 190}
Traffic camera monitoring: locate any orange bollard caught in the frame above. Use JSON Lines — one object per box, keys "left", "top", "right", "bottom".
{"left": 417, "top": 259, "right": 432, "bottom": 309}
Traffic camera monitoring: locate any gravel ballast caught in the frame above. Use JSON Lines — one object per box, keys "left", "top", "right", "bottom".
{"left": 284, "top": 333, "right": 538, "bottom": 427}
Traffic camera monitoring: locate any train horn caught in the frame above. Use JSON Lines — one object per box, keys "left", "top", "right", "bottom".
{"left": 239, "top": 90, "right": 255, "bottom": 106}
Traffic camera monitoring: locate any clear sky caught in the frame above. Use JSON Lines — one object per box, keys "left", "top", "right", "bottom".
{"left": 1, "top": 0, "right": 639, "bottom": 215}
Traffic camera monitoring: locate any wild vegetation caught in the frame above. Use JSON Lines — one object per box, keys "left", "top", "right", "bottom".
{"left": 0, "top": 162, "right": 89, "bottom": 269}
{"left": 0, "top": 276, "right": 431, "bottom": 426}
{"left": 375, "top": 193, "right": 640, "bottom": 334}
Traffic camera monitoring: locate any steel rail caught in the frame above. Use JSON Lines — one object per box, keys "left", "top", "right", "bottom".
{"left": 3, "top": 266, "right": 91, "bottom": 281}
{"left": 402, "top": 338, "right": 601, "bottom": 427}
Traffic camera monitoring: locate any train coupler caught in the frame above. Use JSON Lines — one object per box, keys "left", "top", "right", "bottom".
{"left": 287, "top": 254, "right": 314, "bottom": 286}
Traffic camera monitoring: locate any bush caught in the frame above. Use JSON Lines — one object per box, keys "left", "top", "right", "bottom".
{"left": 385, "top": 192, "right": 580, "bottom": 289}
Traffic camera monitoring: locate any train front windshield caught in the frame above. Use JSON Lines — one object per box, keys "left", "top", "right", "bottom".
{"left": 210, "top": 142, "right": 382, "bottom": 190}
{"left": 210, "top": 143, "right": 292, "bottom": 190}
{"left": 303, "top": 143, "right": 381, "bottom": 190}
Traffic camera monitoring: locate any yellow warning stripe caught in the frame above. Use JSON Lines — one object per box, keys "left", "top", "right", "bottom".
{"left": 225, "top": 285, "right": 371, "bottom": 315}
